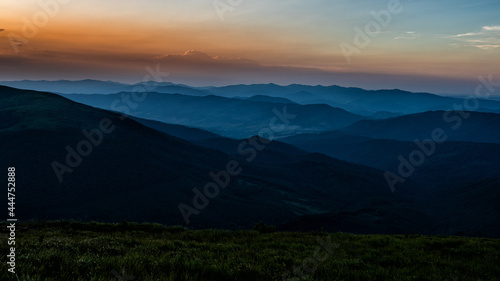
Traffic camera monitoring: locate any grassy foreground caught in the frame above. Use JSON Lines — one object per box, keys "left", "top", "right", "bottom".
{"left": 1, "top": 221, "right": 499, "bottom": 281}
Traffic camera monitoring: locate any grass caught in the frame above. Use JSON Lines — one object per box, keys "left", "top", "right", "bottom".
{"left": 1, "top": 221, "right": 499, "bottom": 281}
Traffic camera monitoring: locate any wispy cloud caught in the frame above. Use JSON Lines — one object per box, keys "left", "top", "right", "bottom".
{"left": 155, "top": 50, "right": 260, "bottom": 66}
{"left": 0, "top": 29, "right": 5, "bottom": 32}
{"left": 482, "top": 25, "right": 500, "bottom": 31}
{"left": 449, "top": 25, "right": 500, "bottom": 50}
{"left": 394, "top": 31, "right": 419, "bottom": 40}
{"left": 474, "top": 45, "right": 500, "bottom": 50}
{"left": 454, "top": 32, "right": 481, "bottom": 37}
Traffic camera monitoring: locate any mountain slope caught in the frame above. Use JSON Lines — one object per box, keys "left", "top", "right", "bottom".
{"left": 281, "top": 131, "right": 500, "bottom": 237}
{"left": 131, "top": 116, "right": 221, "bottom": 141}
{"left": 207, "top": 84, "right": 500, "bottom": 115}
{"left": 339, "top": 111, "right": 500, "bottom": 144}
{"left": 282, "top": 132, "right": 500, "bottom": 187}
{"left": 0, "top": 80, "right": 211, "bottom": 95}
{"left": 60, "top": 92, "right": 366, "bottom": 138}
{"left": 1, "top": 86, "right": 419, "bottom": 232}
{"left": 194, "top": 136, "right": 309, "bottom": 164}
{"left": 0, "top": 79, "right": 131, "bottom": 94}
{"left": 245, "top": 95, "right": 297, "bottom": 104}
{"left": 6, "top": 80, "right": 500, "bottom": 116}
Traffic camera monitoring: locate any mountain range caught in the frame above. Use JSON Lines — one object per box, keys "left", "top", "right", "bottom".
{"left": 1, "top": 81, "right": 499, "bottom": 237}
{"left": 1, "top": 85, "right": 421, "bottom": 232}
{"left": 4, "top": 79, "right": 500, "bottom": 116}
{"left": 60, "top": 92, "right": 365, "bottom": 138}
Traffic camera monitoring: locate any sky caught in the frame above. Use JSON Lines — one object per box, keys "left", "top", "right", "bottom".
{"left": 1, "top": 0, "right": 499, "bottom": 95}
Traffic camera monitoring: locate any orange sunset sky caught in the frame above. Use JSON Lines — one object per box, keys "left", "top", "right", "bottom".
{"left": 1, "top": 0, "right": 499, "bottom": 95}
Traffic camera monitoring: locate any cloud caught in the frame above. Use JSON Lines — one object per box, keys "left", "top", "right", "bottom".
{"left": 394, "top": 31, "right": 419, "bottom": 40}
{"left": 449, "top": 25, "right": 500, "bottom": 50}
{"left": 155, "top": 50, "right": 261, "bottom": 70}
{"left": 0, "top": 29, "right": 4, "bottom": 32}
{"left": 158, "top": 50, "right": 212, "bottom": 61}
{"left": 453, "top": 32, "right": 481, "bottom": 37}
{"left": 155, "top": 50, "right": 260, "bottom": 67}
{"left": 474, "top": 45, "right": 500, "bottom": 50}
{"left": 483, "top": 26, "right": 500, "bottom": 31}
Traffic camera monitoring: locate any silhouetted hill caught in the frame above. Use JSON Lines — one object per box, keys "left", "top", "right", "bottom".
{"left": 5, "top": 80, "right": 500, "bottom": 117}
{"left": 60, "top": 92, "right": 365, "bottom": 138}
{"left": 131, "top": 116, "right": 221, "bottom": 141}
{"left": 438, "top": 179, "right": 500, "bottom": 237}
{"left": 194, "top": 136, "right": 309, "bottom": 164}
{"left": 0, "top": 79, "right": 131, "bottom": 94}
{"left": 152, "top": 84, "right": 211, "bottom": 96}
{"left": 281, "top": 131, "right": 500, "bottom": 237}
{"left": 1, "top": 86, "right": 421, "bottom": 232}
{"left": 283, "top": 133, "right": 500, "bottom": 186}
{"left": 0, "top": 80, "right": 210, "bottom": 95}
{"left": 207, "top": 84, "right": 500, "bottom": 115}
{"left": 340, "top": 111, "right": 500, "bottom": 144}
{"left": 245, "top": 95, "right": 296, "bottom": 104}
